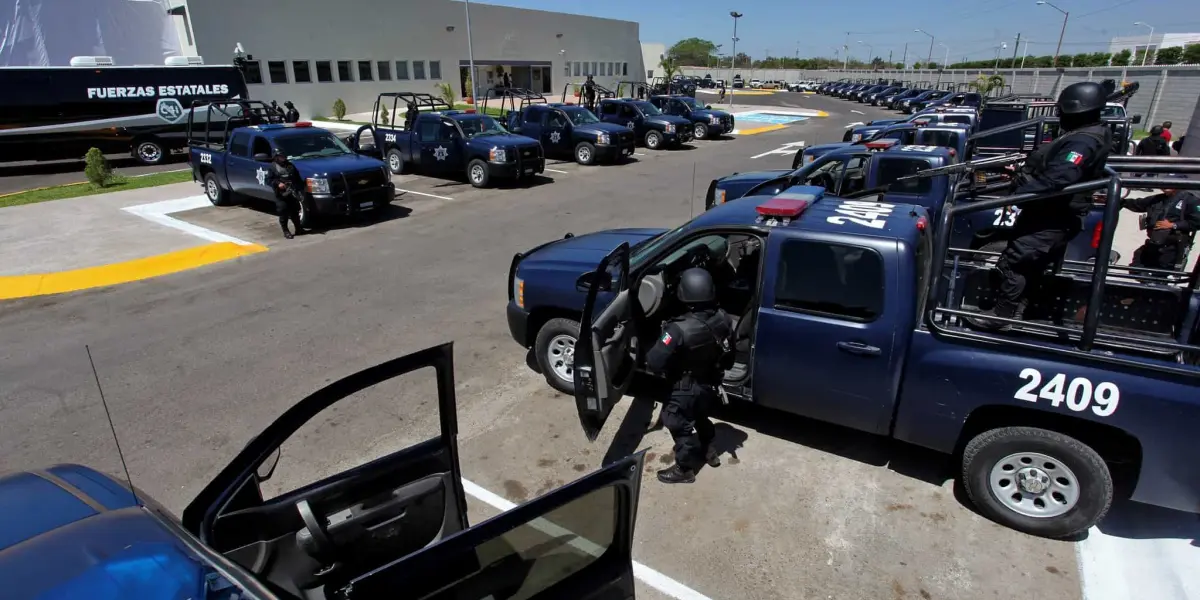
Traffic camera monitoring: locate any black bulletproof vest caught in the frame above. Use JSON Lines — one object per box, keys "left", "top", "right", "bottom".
{"left": 672, "top": 309, "right": 733, "bottom": 383}
{"left": 1019, "top": 123, "right": 1111, "bottom": 218}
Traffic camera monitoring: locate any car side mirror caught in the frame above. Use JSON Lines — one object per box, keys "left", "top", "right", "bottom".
{"left": 706, "top": 105, "right": 712, "bottom": 110}
{"left": 1131, "top": 114, "right": 1142, "bottom": 124}
{"left": 256, "top": 448, "right": 281, "bottom": 482}
{"left": 575, "top": 271, "right": 613, "bottom": 293}
{"left": 253, "top": 153, "right": 271, "bottom": 162}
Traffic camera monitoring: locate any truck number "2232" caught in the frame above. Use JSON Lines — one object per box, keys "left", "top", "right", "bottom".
{"left": 1014, "top": 368, "right": 1120, "bottom": 417}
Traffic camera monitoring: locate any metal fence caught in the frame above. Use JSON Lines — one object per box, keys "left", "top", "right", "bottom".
{"left": 680, "top": 65, "right": 1200, "bottom": 133}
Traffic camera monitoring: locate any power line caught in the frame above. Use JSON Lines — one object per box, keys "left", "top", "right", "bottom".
{"left": 1074, "top": 0, "right": 1137, "bottom": 20}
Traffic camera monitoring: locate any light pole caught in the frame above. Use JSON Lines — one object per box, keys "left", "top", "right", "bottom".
{"left": 858, "top": 40, "right": 872, "bottom": 69}
{"left": 842, "top": 31, "right": 850, "bottom": 71}
{"left": 993, "top": 42, "right": 1008, "bottom": 72}
{"left": 729, "top": 11, "right": 742, "bottom": 107}
{"left": 915, "top": 28, "right": 934, "bottom": 69}
{"left": 1134, "top": 21, "right": 1155, "bottom": 66}
{"left": 939, "top": 42, "right": 949, "bottom": 68}
{"left": 1020, "top": 38, "right": 1031, "bottom": 68}
{"left": 463, "top": 0, "right": 478, "bottom": 103}
{"left": 1037, "top": 1, "right": 1069, "bottom": 68}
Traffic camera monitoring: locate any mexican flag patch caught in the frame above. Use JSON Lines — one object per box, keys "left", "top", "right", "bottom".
{"left": 1065, "top": 151, "right": 1084, "bottom": 165}
{"left": 661, "top": 332, "right": 673, "bottom": 345}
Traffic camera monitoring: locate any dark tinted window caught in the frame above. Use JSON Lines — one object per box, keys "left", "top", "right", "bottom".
{"left": 876, "top": 157, "right": 934, "bottom": 195}
{"left": 251, "top": 136, "right": 271, "bottom": 156}
{"left": 229, "top": 132, "right": 251, "bottom": 156}
{"left": 945, "top": 115, "right": 971, "bottom": 125}
{"left": 377, "top": 61, "right": 391, "bottom": 81}
{"left": 358, "top": 61, "right": 373, "bottom": 81}
{"left": 292, "top": 61, "right": 311, "bottom": 83}
{"left": 396, "top": 61, "right": 409, "bottom": 80}
{"left": 337, "top": 61, "right": 353, "bottom": 81}
{"left": 921, "top": 130, "right": 960, "bottom": 150}
{"left": 243, "top": 61, "right": 263, "bottom": 84}
{"left": 429, "top": 61, "right": 441, "bottom": 79}
{"left": 315, "top": 61, "right": 333, "bottom": 82}
{"left": 775, "top": 240, "right": 884, "bottom": 321}
{"left": 418, "top": 119, "right": 440, "bottom": 141}
{"left": 413, "top": 61, "right": 426, "bottom": 80}
{"left": 267, "top": 61, "right": 287, "bottom": 84}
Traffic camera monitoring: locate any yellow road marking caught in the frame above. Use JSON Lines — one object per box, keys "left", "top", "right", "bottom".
{"left": 735, "top": 124, "right": 789, "bottom": 136}
{"left": 0, "top": 242, "right": 268, "bottom": 300}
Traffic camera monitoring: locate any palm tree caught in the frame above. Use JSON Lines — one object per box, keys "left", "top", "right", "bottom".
{"left": 970, "top": 74, "right": 1006, "bottom": 97}
{"left": 660, "top": 55, "right": 679, "bottom": 81}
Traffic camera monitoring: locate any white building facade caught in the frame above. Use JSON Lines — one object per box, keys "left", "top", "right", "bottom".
{"left": 165, "top": 0, "right": 646, "bottom": 118}
{"left": 1108, "top": 33, "right": 1200, "bottom": 57}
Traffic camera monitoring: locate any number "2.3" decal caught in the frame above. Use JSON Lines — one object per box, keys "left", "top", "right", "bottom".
{"left": 1014, "top": 368, "right": 1119, "bottom": 417}
{"left": 826, "top": 200, "right": 895, "bottom": 230}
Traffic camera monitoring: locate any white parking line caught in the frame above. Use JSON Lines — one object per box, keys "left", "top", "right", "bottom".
{"left": 461, "top": 478, "right": 715, "bottom": 600}
{"left": 545, "top": 168, "right": 570, "bottom": 174}
{"left": 123, "top": 195, "right": 259, "bottom": 246}
{"left": 751, "top": 141, "right": 806, "bottom": 160}
{"left": 395, "top": 188, "right": 454, "bottom": 201}
{"left": 851, "top": 110, "right": 865, "bottom": 115}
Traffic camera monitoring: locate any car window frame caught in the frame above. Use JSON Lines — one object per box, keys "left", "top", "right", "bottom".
{"left": 772, "top": 238, "right": 886, "bottom": 323}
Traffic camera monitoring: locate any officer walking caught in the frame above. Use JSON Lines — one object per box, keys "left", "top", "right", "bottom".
{"left": 1123, "top": 175, "right": 1200, "bottom": 272}
{"left": 266, "top": 149, "right": 304, "bottom": 239}
{"left": 645, "top": 268, "right": 733, "bottom": 484}
{"left": 966, "top": 82, "right": 1113, "bottom": 331}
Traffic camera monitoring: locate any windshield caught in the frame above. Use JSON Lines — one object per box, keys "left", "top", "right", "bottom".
{"left": 562, "top": 106, "right": 600, "bottom": 125}
{"left": 276, "top": 133, "right": 352, "bottom": 159}
{"left": 679, "top": 97, "right": 705, "bottom": 110}
{"left": 456, "top": 115, "right": 508, "bottom": 137}
{"left": 631, "top": 224, "right": 688, "bottom": 266}
{"left": 632, "top": 101, "right": 662, "bottom": 116}
{"left": 1101, "top": 105, "right": 1125, "bottom": 118}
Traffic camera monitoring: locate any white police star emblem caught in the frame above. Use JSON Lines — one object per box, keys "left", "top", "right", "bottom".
{"left": 626, "top": 121, "right": 635, "bottom": 130}
{"left": 255, "top": 167, "right": 268, "bottom": 186}
{"left": 434, "top": 145, "right": 449, "bottom": 161}
{"left": 550, "top": 131, "right": 561, "bottom": 143}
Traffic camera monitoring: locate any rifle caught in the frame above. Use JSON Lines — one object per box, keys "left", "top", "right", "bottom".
{"left": 894, "top": 152, "right": 1027, "bottom": 181}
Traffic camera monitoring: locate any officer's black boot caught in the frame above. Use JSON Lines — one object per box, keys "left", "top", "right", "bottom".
{"left": 656, "top": 464, "right": 696, "bottom": 484}
{"left": 280, "top": 218, "right": 294, "bottom": 240}
{"left": 705, "top": 447, "right": 721, "bottom": 468}
{"left": 963, "top": 302, "right": 1015, "bottom": 332}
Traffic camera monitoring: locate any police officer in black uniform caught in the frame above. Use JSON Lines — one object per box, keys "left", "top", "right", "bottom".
{"left": 266, "top": 149, "right": 304, "bottom": 239}
{"left": 284, "top": 101, "right": 300, "bottom": 124}
{"left": 582, "top": 75, "right": 597, "bottom": 112}
{"left": 404, "top": 101, "right": 419, "bottom": 131}
{"left": 966, "top": 82, "right": 1113, "bottom": 331}
{"left": 1123, "top": 175, "right": 1200, "bottom": 271}
{"left": 645, "top": 268, "right": 733, "bottom": 484}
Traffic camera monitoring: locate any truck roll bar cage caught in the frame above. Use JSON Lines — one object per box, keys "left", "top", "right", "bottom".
{"left": 613, "top": 81, "right": 650, "bottom": 100}
{"left": 565, "top": 82, "right": 616, "bottom": 110}
{"left": 187, "top": 100, "right": 285, "bottom": 149}
{"left": 372, "top": 93, "right": 453, "bottom": 129}
{"left": 481, "top": 87, "right": 546, "bottom": 120}
{"left": 926, "top": 156, "right": 1200, "bottom": 377}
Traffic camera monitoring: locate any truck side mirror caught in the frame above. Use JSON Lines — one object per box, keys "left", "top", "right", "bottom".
{"left": 575, "top": 271, "right": 612, "bottom": 293}
{"left": 256, "top": 448, "right": 281, "bottom": 482}
{"left": 1131, "top": 114, "right": 1142, "bottom": 124}
{"left": 253, "top": 153, "right": 271, "bottom": 161}
{"left": 706, "top": 105, "right": 713, "bottom": 110}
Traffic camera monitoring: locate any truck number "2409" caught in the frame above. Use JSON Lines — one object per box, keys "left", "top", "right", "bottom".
{"left": 1014, "top": 368, "right": 1119, "bottom": 417}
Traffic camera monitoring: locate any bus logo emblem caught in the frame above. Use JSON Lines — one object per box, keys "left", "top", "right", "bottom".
{"left": 156, "top": 98, "right": 185, "bottom": 123}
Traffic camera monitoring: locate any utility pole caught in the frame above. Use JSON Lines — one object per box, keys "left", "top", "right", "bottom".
{"left": 464, "top": 0, "right": 477, "bottom": 103}
{"left": 915, "top": 29, "right": 934, "bottom": 69}
{"left": 1011, "top": 33, "right": 1021, "bottom": 67}
{"left": 843, "top": 31, "right": 850, "bottom": 71}
{"left": 729, "top": 11, "right": 742, "bottom": 108}
{"left": 1037, "top": 1, "right": 1069, "bottom": 67}
{"left": 902, "top": 43, "right": 908, "bottom": 69}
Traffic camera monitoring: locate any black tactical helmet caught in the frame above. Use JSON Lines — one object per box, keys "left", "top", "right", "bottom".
{"left": 677, "top": 268, "right": 716, "bottom": 304}
{"left": 1057, "top": 82, "right": 1106, "bottom": 114}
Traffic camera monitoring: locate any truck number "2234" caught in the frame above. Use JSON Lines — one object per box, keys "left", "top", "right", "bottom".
{"left": 1014, "top": 368, "right": 1120, "bottom": 417}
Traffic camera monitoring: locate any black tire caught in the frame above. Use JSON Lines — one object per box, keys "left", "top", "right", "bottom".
{"left": 296, "top": 196, "right": 317, "bottom": 228}
{"left": 467, "top": 159, "right": 490, "bottom": 188}
{"left": 133, "top": 138, "right": 167, "bottom": 165}
{"left": 203, "top": 172, "right": 232, "bottom": 206}
{"left": 962, "top": 426, "right": 1112, "bottom": 539}
{"left": 644, "top": 130, "right": 663, "bottom": 150}
{"left": 534, "top": 317, "right": 580, "bottom": 395}
{"left": 575, "top": 142, "right": 597, "bottom": 166}
{"left": 385, "top": 148, "right": 405, "bottom": 175}
{"left": 694, "top": 122, "right": 709, "bottom": 140}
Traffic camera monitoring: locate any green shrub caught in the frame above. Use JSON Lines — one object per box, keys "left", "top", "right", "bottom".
{"left": 379, "top": 104, "right": 390, "bottom": 125}
{"left": 437, "top": 82, "right": 457, "bottom": 107}
{"left": 332, "top": 99, "right": 347, "bottom": 120}
{"left": 84, "top": 148, "right": 113, "bottom": 187}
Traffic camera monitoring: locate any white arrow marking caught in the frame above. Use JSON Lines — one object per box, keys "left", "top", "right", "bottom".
{"left": 751, "top": 141, "right": 806, "bottom": 159}
{"left": 851, "top": 109, "right": 864, "bottom": 115}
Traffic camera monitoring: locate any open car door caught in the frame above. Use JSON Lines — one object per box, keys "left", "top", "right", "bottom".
{"left": 573, "top": 242, "right": 637, "bottom": 442}
{"left": 181, "top": 344, "right": 470, "bottom": 598}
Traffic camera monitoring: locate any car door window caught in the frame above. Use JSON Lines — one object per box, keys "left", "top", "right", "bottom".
{"left": 600, "top": 102, "right": 617, "bottom": 116}
{"left": 229, "top": 132, "right": 251, "bottom": 157}
{"left": 775, "top": 240, "right": 884, "bottom": 321}
{"left": 438, "top": 120, "right": 458, "bottom": 142}
{"left": 803, "top": 158, "right": 845, "bottom": 190}
{"left": 548, "top": 111, "right": 568, "bottom": 128}
{"left": 620, "top": 105, "right": 636, "bottom": 119}
{"left": 840, "top": 156, "right": 868, "bottom": 195}
{"left": 418, "top": 119, "right": 440, "bottom": 142}
{"left": 251, "top": 136, "right": 272, "bottom": 158}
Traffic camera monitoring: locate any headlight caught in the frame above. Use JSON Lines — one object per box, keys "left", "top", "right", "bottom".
{"left": 664, "top": 123, "right": 675, "bottom": 133}
{"left": 489, "top": 147, "right": 507, "bottom": 162}
{"left": 306, "top": 177, "right": 329, "bottom": 194}
{"left": 513, "top": 276, "right": 524, "bottom": 308}
{"left": 851, "top": 134, "right": 862, "bottom": 142}
{"left": 803, "top": 155, "right": 815, "bottom": 164}
{"left": 716, "top": 188, "right": 726, "bottom": 204}
{"left": 596, "top": 133, "right": 610, "bottom": 145}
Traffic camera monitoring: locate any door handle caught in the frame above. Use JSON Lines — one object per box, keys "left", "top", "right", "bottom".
{"left": 837, "top": 341, "right": 881, "bottom": 357}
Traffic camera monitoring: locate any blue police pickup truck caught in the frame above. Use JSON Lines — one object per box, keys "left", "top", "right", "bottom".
{"left": 189, "top": 118, "right": 394, "bottom": 226}
{"left": 505, "top": 102, "right": 636, "bottom": 165}
{"left": 0, "top": 345, "right": 645, "bottom": 599}
{"left": 505, "top": 157, "right": 1200, "bottom": 538}
{"left": 358, "top": 93, "right": 544, "bottom": 188}
{"left": 646, "top": 95, "right": 735, "bottom": 140}
{"left": 595, "top": 98, "right": 694, "bottom": 150}
{"left": 842, "top": 106, "right": 980, "bottom": 143}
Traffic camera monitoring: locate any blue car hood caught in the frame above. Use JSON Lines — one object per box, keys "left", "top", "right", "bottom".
{"left": 647, "top": 115, "right": 693, "bottom": 128}
{"left": 291, "top": 152, "right": 387, "bottom": 177}
{"left": 806, "top": 142, "right": 853, "bottom": 158}
{"left": 466, "top": 133, "right": 540, "bottom": 148}
{"left": 714, "top": 169, "right": 793, "bottom": 202}
{"left": 692, "top": 109, "right": 731, "bottom": 119}
{"left": 516, "top": 228, "right": 665, "bottom": 312}
{"left": 866, "top": 118, "right": 905, "bottom": 127}
{"left": 575, "top": 122, "right": 631, "bottom": 136}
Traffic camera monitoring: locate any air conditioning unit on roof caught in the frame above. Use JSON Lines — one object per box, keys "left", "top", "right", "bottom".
{"left": 69, "top": 56, "right": 115, "bottom": 67}
{"left": 166, "top": 55, "right": 205, "bottom": 66}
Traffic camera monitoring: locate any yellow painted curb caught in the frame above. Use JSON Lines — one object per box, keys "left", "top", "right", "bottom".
{"left": 729, "top": 90, "right": 777, "bottom": 96}
{"left": 735, "top": 124, "right": 789, "bottom": 136}
{"left": 816, "top": 110, "right": 830, "bottom": 117}
{"left": 0, "top": 241, "right": 268, "bottom": 300}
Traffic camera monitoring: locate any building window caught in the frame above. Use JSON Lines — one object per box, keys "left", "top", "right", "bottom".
{"left": 377, "top": 61, "right": 392, "bottom": 81}
{"left": 414, "top": 60, "right": 426, "bottom": 80}
{"left": 337, "top": 60, "right": 353, "bottom": 81}
{"left": 316, "top": 61, "right": 333, "bottom": 82}
{"left": 564, "top": 61, "right": 570, "bottom": 76}
{"left": 429, "top": 60, "right": 441, "bottom": 80}
{"left": 591, "top": 61, "right": 598, "bottom": 75}
{"left": 292, "top": 60, "right": 311, "bottom": 83}
{"left": 267, "top": 61, "right": 288, "bottom": 84}
{"left": 607, "top": 62, "right": 614, "bottom": 76}
{"left": 396, "top": 60, "right": 409, "bottom": 80}
{"left": 774, "top": 241, "right": 884, "bottom": 322}
{"left": 358, "top": 61, "right": 373, "bottom": 81}
{"left": 622, "top": 62, "right": 628, "bottom": 76}
{"left": 573, "top": 61, "right": 581, "bottom": 76}
{"left": 646, "top": 69, "right": 653, "bottom": 79}
{"left": 242, "top": 60, "right": 263, "bottom": 84}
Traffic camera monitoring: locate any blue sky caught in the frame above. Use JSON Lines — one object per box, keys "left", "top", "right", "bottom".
{"left": 479, "top": 0, "right": 1200, "bottom": 62}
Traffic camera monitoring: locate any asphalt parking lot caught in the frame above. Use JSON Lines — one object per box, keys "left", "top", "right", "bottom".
{"left": 1, "top": 92, "right": 1194, "bottom": 600}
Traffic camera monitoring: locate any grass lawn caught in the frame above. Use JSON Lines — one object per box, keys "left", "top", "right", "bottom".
{"left": 0, "top": 169, "right": 193, "bottom": 209}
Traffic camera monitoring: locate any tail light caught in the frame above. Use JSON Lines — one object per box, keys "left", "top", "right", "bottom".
{"left": 1091, "top": 221, "right": 1103, "bottom": 249}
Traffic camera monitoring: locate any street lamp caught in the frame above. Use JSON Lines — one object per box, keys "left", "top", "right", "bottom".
{"left": 915, "top": 29, "right": 934, "bottom": 68}
{"left": 993, "top": 42, "right": 1009, "bottom": 72}
{"left": 1134, "top": 21, "right": 1155, "bottom": 66}
{"left": 463, "top": 0, "right": 478, "bottom": 102}
{"left": 729, "top": 11, "right": 743, "bottom": 107}
{"left": 1036, "top": 1, "right": 1069, "bottom": 68}
{"left": 939, "top": 42, "right": 949, "bottom": 68}
{"left": 858, "top": 40, "right": 872, "bottom": 68}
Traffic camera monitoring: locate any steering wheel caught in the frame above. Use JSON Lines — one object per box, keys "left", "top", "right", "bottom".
{"left": 296, "top": 499, "right": 337, "bottom": 569}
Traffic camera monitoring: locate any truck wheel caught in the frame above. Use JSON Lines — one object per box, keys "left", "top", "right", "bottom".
{"left": 467, "top": 159, "right": 490, "bottom": 188}
{"left": 133, "top": 138, "right": 166, "bottom": 165}
{"left": 574, "top": 142, "right": 596, "bottom": 165}
{"left": 962, "top": 426, "right": 1112, "bottom": 539}
{"left": 386, "top": 149, "right": 405, "bottom": 175}
{"left": 297, "top": 196, "right": 317, "bottom": 228}
{"left": 534, "top": 318, "right": 580, "bottom": 395}
{"left": 693, "top": 123, "right": 709, "bottom": 140}
{"left": 644, "top": 130, "right": 663, "bottom": 150}
{"left": 203, "top": 172, "right": 232, "bottom": 206}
